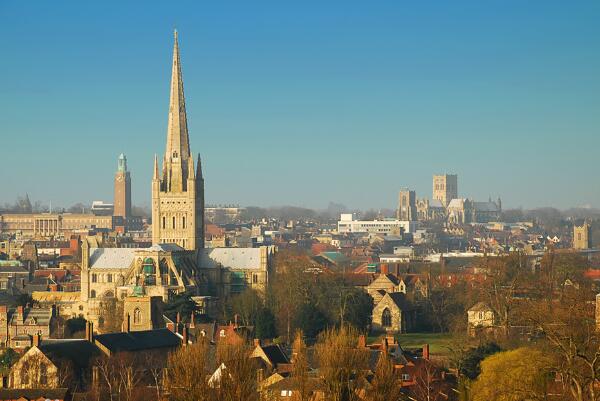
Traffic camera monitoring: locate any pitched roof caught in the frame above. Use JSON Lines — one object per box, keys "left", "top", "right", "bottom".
{"left": 39, "top": 339, "right": 101, "bottom": 369}
{"left": 385, "top": 292, "right": 414, "bottom": 311}
{"left": 200, "top": 248, "right": 263, "bottom": 270}
{"left": 257, "top": 344, "right": 289, "bottom": 367}
{"left": 94, "top": 328, "right": 181, "bottom": 353}
{"left": 89, "top": 248, "right": 136, "bottom": 269}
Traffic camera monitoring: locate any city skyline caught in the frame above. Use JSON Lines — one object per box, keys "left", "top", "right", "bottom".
{"left": 1, "top": 1, "right": 599, "bottom": 210}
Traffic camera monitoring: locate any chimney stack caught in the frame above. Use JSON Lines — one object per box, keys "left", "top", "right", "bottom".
{"left": 182, "top": 326, "right": 188, "bottom": 346}
{"left": 85, "top": 321, "right": 94, "bottom": 342}
{"left": 32, "top": 333, "right": 41, "bottom": 347}
{"left": 423, "top": 344, "right": 430, "bottom": 360}
{"left": 123, "top": 313, "right": 131, "bottom": 333}
{"left": 380, "top": 264, "right": 388, "bottom": 275}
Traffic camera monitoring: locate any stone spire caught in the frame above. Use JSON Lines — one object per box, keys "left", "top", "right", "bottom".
{"left": 153, "top": 154, "right": 159, "bottom": 180}
{"left": 196, "top": 153, "right": 203, "bottom": 180}
{"left": 165, "top": 29, "right": 191, "bottom": 163}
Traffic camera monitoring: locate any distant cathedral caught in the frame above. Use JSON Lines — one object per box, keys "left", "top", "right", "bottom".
{"left": 152, "top": 31, "right": 204, "bottom": 251}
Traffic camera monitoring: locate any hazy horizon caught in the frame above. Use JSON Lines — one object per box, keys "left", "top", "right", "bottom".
{"left": 1, "top": 1, "right": 599, "bottom": 210}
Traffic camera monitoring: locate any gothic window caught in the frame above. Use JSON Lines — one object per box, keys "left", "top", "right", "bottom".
{"left": 107, "top": 274, "right": 112, "bottom": 283}
{"left": 382, "top": 308, "right": 392, "bottom": 328}
{"left": 253, "top": 274, "right": 258, "bottom": 284}
{"left": 182, "top": 216, "right": 186, "bottom": 229}
{"left": 133, "top": 308, "right": 142, "bottom": 324}
{"left": 173, "top": 216, "right": 176, "bottom": 229}
{"left": 163, "top": 217, "right": 166, "bottom": 229}
{"left": 91, "top": 274, "right": 97, "bottom": 283}
{"left": 90, "top": 290, "right": 96, "bottom": 298}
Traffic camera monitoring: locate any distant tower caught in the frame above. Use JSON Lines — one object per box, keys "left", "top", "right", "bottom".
{"left": 433, "top": 174, "right": 458, "bottom": 207}
{"left": 114, "top": 153, "right": 131, "bottom": 219}
{"left": 152, "top": 31, "right": 204, "bottom": 251}
{"left": 397, "top": 189, "right": 416, "bottom": 221}
{"left": 573, "top": 222, "right": 592, "bottom": 250}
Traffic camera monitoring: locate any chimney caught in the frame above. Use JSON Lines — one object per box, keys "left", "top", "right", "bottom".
{"left": 253, "top": 338, "right": 261, "bottom": 347}
{"left": 381, "top": 337, "right": 388, "bottom": 354}
{"left": 423, "top": 344, "right": 430, "bottom": 360}
{"left": 357, "top": 334, "right": 367, "bottom": 348}
{"left": 17, "top": 306, "right": 24, "bottom": 322}
{"left": 123, "top": 313, "right": 131, "bottom": 333}
{"left": 32, "top": 333, "right": 41, "bottom": 347}
{"left": 182, "top": 326, "right": 188, "bottom": 346}
{"left": 380, "top": 264, "right": 388, "bottom": 274}
{"left": 85, "top": 321, "right": 94, "bottom": 342}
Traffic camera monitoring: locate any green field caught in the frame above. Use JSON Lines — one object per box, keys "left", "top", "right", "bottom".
{"left": 369, "top": 332, "right": 454, "bottom": 356}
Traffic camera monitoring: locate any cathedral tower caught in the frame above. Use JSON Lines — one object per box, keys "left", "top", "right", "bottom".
{"left": 152, "top": 31, "right": 204, "bottom": 251}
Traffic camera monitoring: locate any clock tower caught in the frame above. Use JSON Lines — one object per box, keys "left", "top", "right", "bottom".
{"left": 114, "top": 153, "right": 132, "bottom": 219}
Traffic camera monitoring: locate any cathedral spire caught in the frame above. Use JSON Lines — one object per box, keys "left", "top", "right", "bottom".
{"left": 165, "top": 29, "right": 191, "bottom": 163}
{"left": 153, "top": 154, "right": 159, "bottom": 180}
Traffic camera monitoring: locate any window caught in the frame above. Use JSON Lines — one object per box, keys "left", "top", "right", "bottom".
{"left": 401, "top": 374, "right": 410, "bottom": 381}
{"left": 280, "top": 390, "right": 292, "bottom": 397}
{"left": 107, "top": 274, "right": 112, "bottom": 283}
{"left": 182, "top": 216, "right": 186, "bottom": 229}
{"left": 90, "top": 290, "right": 96, "bottom": 298}
{"left": 162, "top": 217, "right": 166, "bottom": 229}
{"left": 382, "top": 308, "right": 392, "bottom": 327}
{"left": 133, "top": 308, "right": 142, "bottom": 324}
{"left": 173, "top": 216, "right": 176, "bottom": 229}
{"left": 253, "top": 274, "right": 258, "bottom": 284}
{"left": 478, "top": 312, "right": 484, "bottom": 319}
{"left": 91, "top": 274, "right": 97, "bottom": 283}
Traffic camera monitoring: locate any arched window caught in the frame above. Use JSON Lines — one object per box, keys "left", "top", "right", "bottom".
{"left": 91, "top": 274, "right": 97, "bottom": 283}
{"left": 133, "top": 308, "right": 142, "bottom": 324}
{"left": 382, "top": 308, "right": 392, "bottom": 328}
{"left": 90, "top": 290, "right": 96, "bottom": 299}
{"left": 182, "top": 216, "right": 186, "bottom": 229}
{"left": 162, "top": 217, "right": 166, "bottom": 229}
{"left": 107, "top": 274, "right": 112, "bottom": 283}
{"left": 173, "top": 216, "right": 176, "bottom": 229}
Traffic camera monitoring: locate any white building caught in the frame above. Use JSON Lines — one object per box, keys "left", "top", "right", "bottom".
{"left": 337, "top": 214, "right": 417, "bottom": 235}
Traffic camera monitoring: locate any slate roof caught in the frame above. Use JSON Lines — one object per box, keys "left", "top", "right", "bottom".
{"left": 89, "top": 248, "right": 136, "bottom": 269}
{"left": 94, "top": 328, "right": 181, "bottom": 353}
{"left": 39, "top": 339, "right": 101, "bottom": 369}
{"left": 386, "top": 292, "right": 415, "bottom": 311}
{"left": 429, "top": 199, "right": 444, "bottom": 208}
{"left": 259, "top": 344, "right": 289, "bottom": 366}
{"left": 200, "top": 248, "right": 262, "bottom": 270}
{"left": 0, "top": 264, "right": 28, "bottom": 274}
{"left": 8, "top": 307, "right": 53, "bottom": 326}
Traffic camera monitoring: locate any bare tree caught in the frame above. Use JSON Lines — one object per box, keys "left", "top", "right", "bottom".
{"left": 214, "top": 340, "right": 258, "bottom": 401}
{"left": 315, "top": 326, "right": 370, "bottom": 401}
{"left": 166, "top": 340, "right": 212, "bottom": 401}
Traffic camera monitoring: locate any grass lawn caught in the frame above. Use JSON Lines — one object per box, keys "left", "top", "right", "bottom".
{"left": 369, "top": 332, "right": 455, "bottom": 356}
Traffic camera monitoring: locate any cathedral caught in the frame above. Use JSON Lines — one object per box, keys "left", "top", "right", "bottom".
{"left": 152, "top": 30, "right": 205, "bottom": 252}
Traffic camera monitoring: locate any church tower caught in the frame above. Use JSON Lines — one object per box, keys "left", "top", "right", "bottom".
{"left": 152, "top": 31, "right": 204, "bottom": 251}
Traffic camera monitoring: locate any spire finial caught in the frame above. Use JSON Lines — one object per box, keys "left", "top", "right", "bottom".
{"left": 174, "top": 28, "right": 178, "bottom": 41}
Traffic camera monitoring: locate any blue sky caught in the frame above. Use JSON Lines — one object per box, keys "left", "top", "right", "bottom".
{"left": 1, "top": 0, "right": 599, "bottom": 210}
